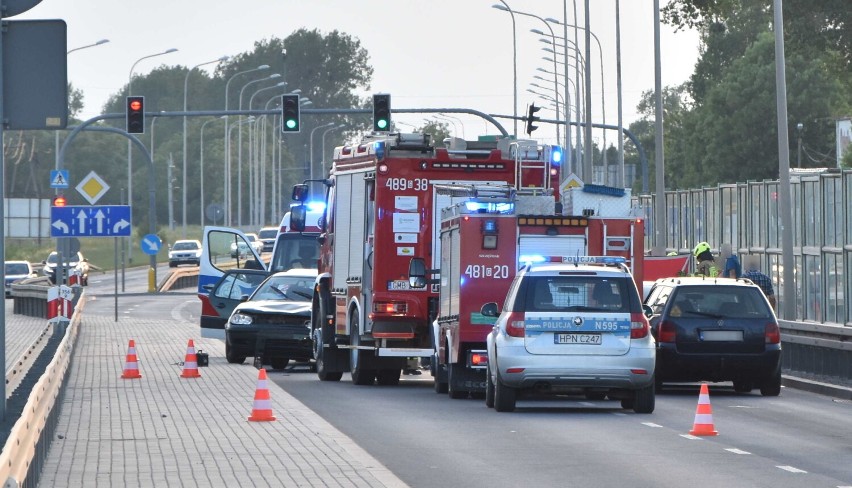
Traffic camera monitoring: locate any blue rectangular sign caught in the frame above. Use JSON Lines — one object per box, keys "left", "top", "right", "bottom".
{"left": 50, "top": 205, "right": 132, "bottom": 237}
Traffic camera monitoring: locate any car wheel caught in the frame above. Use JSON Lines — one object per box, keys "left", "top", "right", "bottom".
{"left": 760, "top": 367, "right": 782, "bottom": 397}
{"left": 585, "top": 392, "right": 607, "bottom": 401}
{"left": 349, "top": 312, "right": 376, "bottom": 385}
{"left": 314, "top": 329, "right": 343, "bottom": 382}
{"left": 225, "top": 340, "right": 245, "bottom": 364}
{"left": 270, "top": 357, "right": 290, "bottom": 370}
{"left": 447, "top": 363, "right": 467, "bottom": 399}
{"left": 632, "top": 383, "right": 655, "bottom": 414}
{"left": 485, "top": 369, "right": 495, "bottom": 408}
{"left": 376, "top": 369, "right": 401, "bottom": 386}
{"left": 169, "top": 262, "right": 176, "bottom": 268}
{"left": 733, "top": 380, "right": 753, "bottom": 393}
{"left": 493, "top": 372, "right": 516, "bottom": 412}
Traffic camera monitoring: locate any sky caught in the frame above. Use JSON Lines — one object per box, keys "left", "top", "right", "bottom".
{"left": 18, "top": 0, "right": 700, "bottom": 148}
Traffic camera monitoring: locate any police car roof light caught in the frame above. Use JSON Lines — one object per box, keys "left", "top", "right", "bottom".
{"left": 562, "top": 256, "right": 627, "bottom": 265}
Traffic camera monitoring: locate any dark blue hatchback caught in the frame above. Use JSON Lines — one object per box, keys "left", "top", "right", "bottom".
{"left": 644, "top": 277, "right": 782, "bottom": 396}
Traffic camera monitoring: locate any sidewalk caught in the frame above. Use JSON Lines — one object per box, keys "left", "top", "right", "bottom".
{"left": 38, "top": 302, "right": 408, "bottom": 487}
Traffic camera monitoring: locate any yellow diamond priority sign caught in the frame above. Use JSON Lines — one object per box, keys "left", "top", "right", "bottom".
{"left": 76, "top": 171, "right": 110, "bottom": 205}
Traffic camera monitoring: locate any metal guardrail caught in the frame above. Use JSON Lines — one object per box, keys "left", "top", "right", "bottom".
{"left": 157, "top": 268, "right": 198, "bottom": 292}
{"left": 0, "top": 294, "right": 85, "bottom": 487}
{"left": 5, "top": 324, "right": 52, "bottom": 400}
{"left": 780, "top": 321, "right": 852, "bottom": 381}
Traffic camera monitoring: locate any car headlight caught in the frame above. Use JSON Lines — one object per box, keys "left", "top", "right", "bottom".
{"left": 230, "top": 313, "right": 253, "bottom": 325}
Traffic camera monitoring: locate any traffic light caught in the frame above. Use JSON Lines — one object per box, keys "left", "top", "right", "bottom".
{"left": 525, "top": 103, "right": 541, "bottom": 136}
{"left": 372, "top": 94, "right": 391, "bottom": 131}
{"left": 281, "top": 94, "right": 301, "bottom": 133}
{"left": 52, "top": 195, "right": 67, "bottom": 207}
{"left": 126, "top": 96, "right": 145, "bottom": 134}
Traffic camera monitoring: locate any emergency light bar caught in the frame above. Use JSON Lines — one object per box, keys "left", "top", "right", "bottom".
{"left": 562, "top": 256, "right": 627, "bottom": 265}
{"left": 464, "top": 201, "right": 514, "bottom": 214}
{"left": 517, "top": 216, "right": 588, "bottom": 227}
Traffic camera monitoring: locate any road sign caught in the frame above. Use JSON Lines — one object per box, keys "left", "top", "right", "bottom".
{"left": 76, "top": 171, "right": 110, "bottom": 205}
{"left": 140, "top": 234, "right": 162, "bottom": 255}
{"left": 50, "top": 170, "right": 70, "bottom": 188}
{"left": 50, "top": 205, "right": 131, "bottom": 237}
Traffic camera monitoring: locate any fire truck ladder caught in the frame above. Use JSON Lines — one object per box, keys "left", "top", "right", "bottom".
{"left": 510, "top": 140, "right": 552, "bottom": 195}
{"left": 432, "top": 183, "right": 516, "bottom": 201}
{"left": 601, "top": 221, "right": 635, "bottom": 272}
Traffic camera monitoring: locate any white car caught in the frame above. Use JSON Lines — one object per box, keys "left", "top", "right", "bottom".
{"left": 5, "top": 260, "right": 36, "bottom": 297}
{"left": 244, "top": 233, "right": 263, "bottom": 254}
{"left": 168, "top": 240, "right": 202, "bottom": 267}
{"left": 480, "top": 256, "right": 656, "bottom": 413}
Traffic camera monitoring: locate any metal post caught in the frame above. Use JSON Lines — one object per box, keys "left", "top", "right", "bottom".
{"left": 652, "top": 0, "right": 666, "bottom": 256}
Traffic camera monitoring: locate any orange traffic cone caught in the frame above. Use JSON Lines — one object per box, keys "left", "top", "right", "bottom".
{"left": 247, "top": 368, "right": 276, "bottom": 422}
{"left": 121, "top": 339, "right": 142, "bottom": 379}
{"left": 689, "top": 383, "right": 718, "bottom": 436}
{"left": 180, "top": 339, "right": 202, "bottom": 378}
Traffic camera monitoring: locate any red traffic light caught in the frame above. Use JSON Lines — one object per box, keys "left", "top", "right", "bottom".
{"left": 52, "top": 196, "right": 67, "bottom": 207}
{"left": 129, "top": 100, "right": 142, "bottom": 111}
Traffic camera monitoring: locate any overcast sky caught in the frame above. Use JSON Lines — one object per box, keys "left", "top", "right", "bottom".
{"left": 18, "top": 0, "right": 700, "bottom": 147}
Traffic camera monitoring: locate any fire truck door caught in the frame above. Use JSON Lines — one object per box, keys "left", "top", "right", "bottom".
{"left": 362, "top": 179, "right": 376, "bottom": 331}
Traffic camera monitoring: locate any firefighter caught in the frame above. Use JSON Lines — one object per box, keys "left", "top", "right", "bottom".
{"left": 693, "top": 241, "right": 718, "bottom": 277}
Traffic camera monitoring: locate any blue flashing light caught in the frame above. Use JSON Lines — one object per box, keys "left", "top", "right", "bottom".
{"left": 464, "top": 201, "right": 514, "bottom": 214}
{"left": 551, "top": 146, "right": 564, "bottom": 165}
{"left": 562, "top": 256, "right": 626, "bottom": 265}
{"left": 307, "top": 201, "right": 326, "bottom": 212}
{"left": 519, "top": 254, "right": 547, "bottom": 265}
{"left": 374, "top": 140, "right": 386, "bottom": 160}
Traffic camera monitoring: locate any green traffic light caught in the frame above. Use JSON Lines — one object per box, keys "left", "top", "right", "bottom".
{"left": 377, "top": 119, "right": 388, "bottom": 130}
{"left": 286, "top": 119, "right": 297, "bottom": 129}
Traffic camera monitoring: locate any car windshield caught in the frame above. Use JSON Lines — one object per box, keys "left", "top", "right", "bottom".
{"left": 5, "top": 263, "right": 29, "bottom": 275}
{"left": 46, "top": 253, "right": 80, "bottom": 265}
{"left": 173, "top": 242, "right": 199, "bottom": 250}
{"left": 521, "top": 276, "right": 637, "bottom": 313}
{"left": 671, "top": 286, "right": 771, "bottom": 318}
{"left": 246, "top": 235, "right": 257, "bottom": 242}
{"left": 251, "top": 275, "right": 314, "bottom": 302}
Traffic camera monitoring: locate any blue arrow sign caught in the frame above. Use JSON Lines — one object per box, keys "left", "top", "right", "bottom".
{"left": 140, "top": 234, "right": 162, "bottom": 255}
{"left": 50, "top": 205, "right": 132, "bottom": 237}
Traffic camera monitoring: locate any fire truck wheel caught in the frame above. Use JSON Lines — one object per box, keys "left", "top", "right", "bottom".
{"left": 349, "top": 313, "right": 376, "bottom": 385}
{"left": 485, "top": 371, "right": 495, "bottom": 408}
{"left": 314, "top": 329, "right": 343, "bottom": 382}
{"left": 376, "top": 369, "right": 401, "bottom": 386}
{"left": 433, "top": 357, "right": 448, "bottom": 394}
{"left": 493, "top": 373, "right": 517, "bottom": 412}
{"left": 447, "top": 364, "right": 467, "bottom": 399}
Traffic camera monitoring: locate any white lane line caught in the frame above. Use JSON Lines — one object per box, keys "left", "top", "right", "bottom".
{"left": 725, "top": 448, "right": 752, "bottom": 455}
{"left": 680, "top": 434, "right": 703, "bottom": 440}
{"left": 642, "top": 422, "right": 663, "bottom": 428}
{"left": 776, "top": 466, "right": 808, "bottom": 474}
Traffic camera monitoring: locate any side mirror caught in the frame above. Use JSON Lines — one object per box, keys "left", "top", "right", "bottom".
{"left": 290, "top": 205, "right": 307, "bottom": 232}
{"left": 291, "top": 184, "right": 309, "bottom": 202}
{"left": 245, "top": 259, "right": 264, "bottom": 271}
{"left": 408, "top": 258, "right": 427, "bottom": 289}
{"left": 202, "top": 283, "right": 215, "bottom": 293}
{"left": 240, "top": 295, "right": 250, "bottom": 302}
{"left": 643, "top": 304, "right": 653, "bottom": 318}
{"left": 480, "top": 302, "right": 499, "bottom": 317}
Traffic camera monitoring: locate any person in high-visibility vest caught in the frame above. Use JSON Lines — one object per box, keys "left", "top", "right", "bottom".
{"left": 693, "top": 242, "right": 718, "bottom": 277}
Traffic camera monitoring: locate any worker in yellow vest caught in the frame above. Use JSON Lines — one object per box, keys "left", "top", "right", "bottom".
{"left": 693, "top": 242, "right": 718, "bottom": 277}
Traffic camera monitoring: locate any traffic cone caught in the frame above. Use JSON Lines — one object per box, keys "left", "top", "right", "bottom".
{"left": 247, "top": 368, "right": 276, "bottom": 422}
{"left": 180, "top": 339, "right": 202, "bottom": 378}
{"left": 689, "top": 383, "right": 718, "bottom": 436}
{"left": 121, "top": 340, "right": 142, "bottom": 379}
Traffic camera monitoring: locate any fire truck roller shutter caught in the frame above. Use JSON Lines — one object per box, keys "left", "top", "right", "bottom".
{"left": 518, "top": 235, "right": 586, "bottom": 262}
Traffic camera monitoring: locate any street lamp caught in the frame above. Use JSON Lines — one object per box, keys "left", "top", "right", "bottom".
{"left": 127, "top": 48, "right": 178, "bottom": 260}
{"left": 310, "top": 122, "right": 336, "bottom": 182}
{"left": 227, "top": 117, "right": 255, "bottom": 227}
{"left": 246, "top": 82, "right": 288, "bottom": 226}
{"left": 321, "top": 124, "right": 346, "bottom": 178}
{"left": 200, "top": 116, "right": 226, "bottom": 226}
{"left": 236, "top": 74, "right": 280, "bottom": 226}
{"left": 183, "top": 55, "right": 228, "bottom": 237}
{"left": 491, "top": 2, "right": 518, "bottom": 137}
{"left": 223, "top": 64, "right": 269, "bottom": 225}
{"left": 797, "top": 123, "right": 803, "bottom": 168}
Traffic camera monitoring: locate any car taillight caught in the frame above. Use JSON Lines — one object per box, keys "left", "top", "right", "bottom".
{"left": 658, "top": 320, "right": 677, "bottom": 343}
{"left": 505, "top": 311, "right": 525, "bottom": 337}
{"left": 765, "top": 322, "right": 781, "bottom": 344}
{"left": 372, "top": 301, "right": 407, "bottom": 314}
{"left": 630, "top": 313, "right": 649, "bottom": 339}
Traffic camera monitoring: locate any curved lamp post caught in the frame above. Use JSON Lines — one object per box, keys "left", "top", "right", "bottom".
{"left": 183, "top": 55, "right": 228, "bottom": 236}
{"left": 236, "top": 74, "right": 280, "bottom": 226}
{"left": 491, "top": 2, "right": 518, "bottom": 137}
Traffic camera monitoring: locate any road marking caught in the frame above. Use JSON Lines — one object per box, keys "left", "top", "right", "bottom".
{"left": 725, "top": 448, "right": 751, "bottom": 455}
{"left": 642, "top": 422, "right": 663, "bottom": 428}
{"left": 680, "top": 434, "right": 702, "bottom": 440}
{"left": 776, "top": 466, "right": 807, "bottom": 474}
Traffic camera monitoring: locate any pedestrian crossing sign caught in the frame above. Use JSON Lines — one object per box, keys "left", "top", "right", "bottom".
{"left": 50, "top": 170, "right": 70, "bottom": 189}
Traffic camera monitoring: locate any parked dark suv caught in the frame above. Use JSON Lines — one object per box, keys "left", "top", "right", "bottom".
{"left": 644, "top": 277, "right": 781, "bottom": 396}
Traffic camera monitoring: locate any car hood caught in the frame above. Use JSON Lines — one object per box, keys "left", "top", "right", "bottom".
{"left": 233, "top": 300, "right": 311, "bottom": 315}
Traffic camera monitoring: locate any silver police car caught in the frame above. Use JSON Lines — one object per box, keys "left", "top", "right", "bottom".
{"left": 481, "top": 257, "right": 656, "bottom": 413}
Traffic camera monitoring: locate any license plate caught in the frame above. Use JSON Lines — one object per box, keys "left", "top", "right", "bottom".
{"left": 554, "top": 333, "right": 602, "bottom": 345}
{"left": 388, "top": 280, "right": 409, "bottom": 291}
{"left": 700, "top": 330, "right": 743, "bottom": 341}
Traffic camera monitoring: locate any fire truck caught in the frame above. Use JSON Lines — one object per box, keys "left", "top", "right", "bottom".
{"left": 430, "top": 185, "right": 647, "bottom": 398}
{"left": 289, "top": 132, "right": 564, "bottom": 384}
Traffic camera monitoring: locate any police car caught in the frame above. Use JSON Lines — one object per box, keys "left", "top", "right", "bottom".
{"left": 480, "top": 256, "right": 656, "bottom": 413}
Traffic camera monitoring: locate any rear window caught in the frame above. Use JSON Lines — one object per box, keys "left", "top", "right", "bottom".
{"left": 259, "top": 229, "right": 278, "bottom": 239}
{"left": 670, "top": 286, "right": 772, "bottom": 318}
{"left": 512, "top": 275, "right": 640, "bottom": 313}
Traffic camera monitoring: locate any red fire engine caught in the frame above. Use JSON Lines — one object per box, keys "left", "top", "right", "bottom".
{"left": 430, "top": 185, "right": 647, "bottom": 398}
{"left": 289, "top": 133, "right": 564, "bottom": 384}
